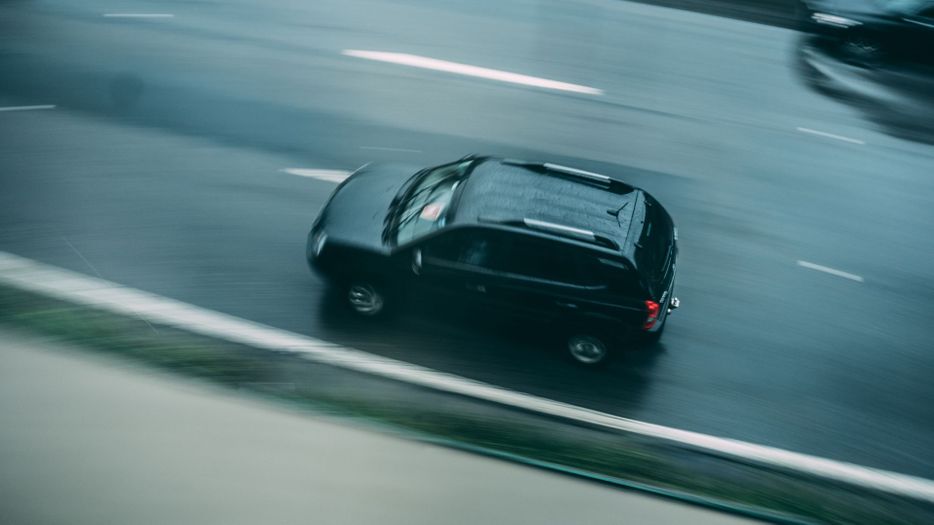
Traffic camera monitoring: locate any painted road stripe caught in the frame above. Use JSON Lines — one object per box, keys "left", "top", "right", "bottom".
{"left": 796, "top": 127, "right": 865, "bottom": 145}
{"left": 281, "top": 168, "right": 351, "bottom": 183}
{"left": 343, "top": 50, "right": 603, "bottom": 96}
{"left": 360, "top": 146, "right": 422, "bottom": 153}
{"left": 797, "top": 260, "right": 864, "bottom": 282}
{"left": 0, "top": 105, "right": 56, "bottom": 112}
{"left": 0, "top": 251, "right": 930, "bottom": 502}
{"left": 103, "top": 13, "right": 175, "bottom": 18}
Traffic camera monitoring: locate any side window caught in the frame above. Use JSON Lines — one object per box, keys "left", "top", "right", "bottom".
{"left": 423, "top": 229, "right": 505, "bottom": 271}
{"left": 498, "top": 238, "right": 607, "bottom": 287}
{"left": 424, "top": 230, "right": 631, "bottom": 290}
{"left": 422, "top": 231, "right": 462, "bottom": 261}
{"left": 599, "top": 259, "right": 646, "bottom": 297}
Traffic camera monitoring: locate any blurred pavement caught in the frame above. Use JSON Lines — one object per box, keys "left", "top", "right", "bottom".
{"left": 0, "top": 330, "right": 758, "bottom": 525}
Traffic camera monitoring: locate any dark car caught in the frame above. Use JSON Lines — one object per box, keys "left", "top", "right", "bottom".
{"left": 306, "top": 156, "right": 679, "bottom": 366}
{"left": 798, "top": 0, "right": 934, "bottom": 68}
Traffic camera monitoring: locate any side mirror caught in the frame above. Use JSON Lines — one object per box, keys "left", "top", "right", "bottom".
{"left": 412, "top": 248, "right": 423, "bottom": 275}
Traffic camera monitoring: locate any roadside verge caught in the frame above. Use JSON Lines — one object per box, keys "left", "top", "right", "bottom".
{"left": 1, "top": 251, "right": 932, "bottom": 524}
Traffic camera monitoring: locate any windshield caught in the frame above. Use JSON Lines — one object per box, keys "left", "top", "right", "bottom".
{"left": 392, "top": 160, "right": 473, "bottom": 245}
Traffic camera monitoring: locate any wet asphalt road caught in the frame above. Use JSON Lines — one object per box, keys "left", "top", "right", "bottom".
{"left": 1, "top": 0, "right": 933, "bottom": 477}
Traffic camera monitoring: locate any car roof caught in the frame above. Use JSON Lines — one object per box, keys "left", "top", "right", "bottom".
{"left": 451, "top": 158, "right": 641, "bottom": 254}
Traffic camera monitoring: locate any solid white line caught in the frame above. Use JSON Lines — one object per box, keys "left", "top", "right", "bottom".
{"left": 797, "top": 260, "right": 864, "bottom": 282}
{"left": 796, "top": 127, "right": 865, "bottom": 145}
{"left": 103, "top": 13, "right": 174, "bottom": 18}
{"left": 0, "top": 250, "right": 930, "bottom": 502}
{"left": 281, "top": 168, "right": 351, "bottom": 183}
{"left": 0, "top": 105, "right": 56, "bottom": 112}
{"left": 360, "top": 146, "right": 422, "bottom": 153}
{"left": 343, "top": 50, "right": 603, "bottom": 96}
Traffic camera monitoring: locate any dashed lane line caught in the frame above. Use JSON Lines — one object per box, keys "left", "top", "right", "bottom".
{"left": 281, "top": 168, "right": 351, "bottom": 183}
{"left": 797, "top": 260, "right": 864, "bottom": 282}
{"left": 343, "top": 50, "right": 603, "bottom": 96}
{"left": 796, "top": 127, "right": 865, "bottom": 145}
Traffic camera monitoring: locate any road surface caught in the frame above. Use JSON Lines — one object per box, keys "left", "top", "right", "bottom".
{"left": 1, "top": 0, "right": 932, "bottom": 479}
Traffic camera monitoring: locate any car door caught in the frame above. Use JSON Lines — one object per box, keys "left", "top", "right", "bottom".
{"left": 482, "top": 236, "right": 630, "bottom": 327}
{"left": 412, "top": 228, "right": 505, "bottom": 314}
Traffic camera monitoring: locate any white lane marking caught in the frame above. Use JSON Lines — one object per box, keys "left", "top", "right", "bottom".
{"left": 281, "top": 168, "right": 351, "bottom": 183}
{"left": 343, "top": 50, "right": 603, "bottom": 96}
{"left": 360, "top": 146, "right": 422, "bottom": 153}
{"left": 103, "top": 13, "right": 174, "bottom": 18}
{"left": 797, "top": 260, "right": 864, "bottom": 282}
{"left": 796, "top": 127, "right": 865, "bottom": 145}
{"left": 0, "top": 105, "right": 56, "bottom": 112}
{"left": 0, "top": 252, "right": 932, "bottom": 502}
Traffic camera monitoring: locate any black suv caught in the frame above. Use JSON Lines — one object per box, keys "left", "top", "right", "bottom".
{"left": 798, "top": 0, "right": 934, "bottom": 68}
{"left": 306, "top": 156, "right": 679, "bottom": 365}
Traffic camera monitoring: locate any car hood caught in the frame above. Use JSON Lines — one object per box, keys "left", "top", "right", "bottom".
{"left": 316, "top": 163, "right": 418, "bottom": 252}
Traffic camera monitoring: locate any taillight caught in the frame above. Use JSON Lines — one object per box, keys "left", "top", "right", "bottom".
{"left": 643, "top": 300, "right": 660, "bottom": 330}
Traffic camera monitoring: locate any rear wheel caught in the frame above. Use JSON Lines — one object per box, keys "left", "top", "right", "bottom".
{"left": 567, "top": 334, "right": 611, "bottom": 366}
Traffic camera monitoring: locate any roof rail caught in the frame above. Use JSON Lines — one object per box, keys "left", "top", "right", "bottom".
{"left": 523, "top": 218, "right": 595, "bottom": 239}
{"left": 542, "top": 163, "right": 610, "bottom": 184}
{"left": 501, "top": 159, "right": 633, "bottom": 193}
{"left": 522, "top": 218, "right": 621, "bottom": 250}
{"left": 478, "top": 216, "right": 619, "bottom": 250}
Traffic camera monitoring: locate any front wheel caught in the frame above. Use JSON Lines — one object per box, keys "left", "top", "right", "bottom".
{"left": 346, "top": 281, "right": 386, "bottom": 316}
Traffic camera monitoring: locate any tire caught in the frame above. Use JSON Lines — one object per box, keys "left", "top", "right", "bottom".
{"left": 346, "top": 281, "right": 386, "bottom": 317}
{"left": 841, "top": 33, "right": 883, "bottom": 68}
{"left": 566, "top": 333, "right": 613, "bottom": 367}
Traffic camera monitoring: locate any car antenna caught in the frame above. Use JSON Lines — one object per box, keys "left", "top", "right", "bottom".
{"left": 606, "top": 201, "right": 629, "bottom": 226}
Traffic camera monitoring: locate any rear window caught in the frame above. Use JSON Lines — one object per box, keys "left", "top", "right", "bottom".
{"left": 634, "top": 195, "right": 673, "bottom": 293}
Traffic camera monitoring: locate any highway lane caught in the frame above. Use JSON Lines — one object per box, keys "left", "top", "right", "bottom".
{"left": 2, "top": 0, "right": 934, "bottom": 479}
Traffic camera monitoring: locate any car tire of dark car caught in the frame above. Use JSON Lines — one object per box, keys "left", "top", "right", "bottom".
{"left": 841, "top": 32, "right": 883, "bottom": 68}
{"left": 566, "top": 333, "right": 613, "bottom": 367}
{"left": 346, "top": 280, "right": 387, "bottom": 317}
